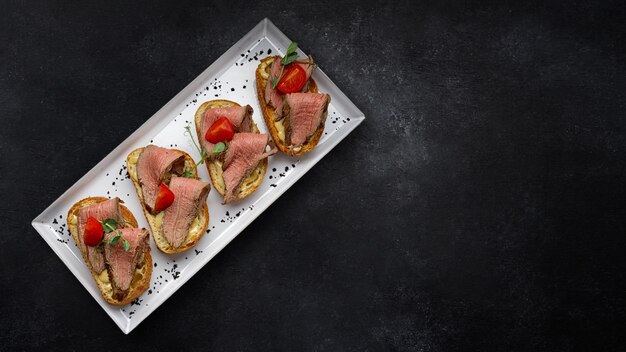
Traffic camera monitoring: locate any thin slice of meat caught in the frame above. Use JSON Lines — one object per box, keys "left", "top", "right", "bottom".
{"left": 283, "top": 93, "right": 331, "bottom": 147}
{"left": 136, "top": 145, "right": 185, "bottom": 213}
{"left": 162, "top": 177, "right": 211, "bottom": 249}
{"left": 104, "top": 228, "right": 149, "bottom": 301}
{"left": 200, "top": 105, "right": 253, "bottom": 158}
{"left": 265, "top": 59, "right": 285, "bottom": 120}
{"left": 222, "top": 133, "right": 276, "bottom": 203}
{"left": 77, "top": 198, "right": 124, "bottom": 274}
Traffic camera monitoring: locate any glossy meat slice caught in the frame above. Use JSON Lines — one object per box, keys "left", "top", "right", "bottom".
{"left": 104, "top": 228, "right": 149, "bottom": 301}
{"left": 162, "top": 176, "right": 211, "bottom": 249}
{"left": 283, "top": 93, "right": 330, "bottom": 147}
{"left": 136, "top": 145, "right": 185, "bottom": 212}
{"left": 222, "top": 133, "right": 276, "bottom": 203}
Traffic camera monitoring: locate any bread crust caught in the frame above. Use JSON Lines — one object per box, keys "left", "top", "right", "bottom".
{"left": 255, "top": 55, "right": 326, "bottom": 156}
{"left": 194, "top": 99, "right": 268, "bottom": 203}
{"left": 126, "top": 148, "right": 209, "bottom": 254}
{"left": 67, "top": 197, "right": 152, "bottom": 306}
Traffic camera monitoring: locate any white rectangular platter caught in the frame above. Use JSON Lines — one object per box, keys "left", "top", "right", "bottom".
{"left": 31, "top": 18, "right": 365, "bottom": 334}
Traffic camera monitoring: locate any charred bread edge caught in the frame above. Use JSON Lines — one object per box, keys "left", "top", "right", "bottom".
{"left": 193, "top": 99, "right": 268, "bottom": 202}
{"left": 126, "top": 148, "right": 209, "bottom": 254}
{"left": 67, "top": 197, "right": 152, "bottom": 306}
{"left": 255, "top": 55, "right": 325, "bottom": 156}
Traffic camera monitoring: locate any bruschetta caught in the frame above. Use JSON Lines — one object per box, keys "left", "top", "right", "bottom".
{"left": 127, "top": 145, "right": 210, "bottom": 254}
{"left": 194, "top": 100, "right": 276, "bottom": 203}
{"left": 67, "top": 197, "right": 152, "bottom": 305}
{"left": 255, "top": 43, "right": 331, "bottom": 156}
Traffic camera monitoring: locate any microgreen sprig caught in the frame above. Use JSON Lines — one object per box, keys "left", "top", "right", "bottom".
{"left": 184, "top": 124, "right": 228, "bottom": 167}
{"left": 101, "top": 218, "right": 119, "bottom": 233}
{"left": 101, "top": 229, "right": 130, "bottom": 251}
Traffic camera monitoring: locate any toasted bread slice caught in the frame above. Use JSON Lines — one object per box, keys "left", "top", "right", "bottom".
{"left": 194, "top": 99, "right": 269, "bottom": 202}
{"left": 67, "top": 197, "right": 152, "bottom": 306}
{"left": 255, "top": 55, "right": 325, "bottom": 156}
{"left": 126, "top": 148, "right": 209, "bottom": 254}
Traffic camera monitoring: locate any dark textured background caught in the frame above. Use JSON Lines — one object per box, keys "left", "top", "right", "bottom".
{"left": 2, "top": 0, "right": 626, "bottom": 351}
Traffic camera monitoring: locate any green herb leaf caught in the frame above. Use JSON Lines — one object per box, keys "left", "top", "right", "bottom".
{"left": 210, "top": 142, "right": 226, "bottom": 154}
{"left": 182, "top": 170, "right": 195, "bottom": 178}
{"left": 122, "top": 239, "right": 131, "bottom": 252}
{"left": 101, "top": 219, "right": 119, "bottom": 233}
{"left": 286, "top": 42, "right": 298, "bottom": 56}
{"left": 108, "top": 234, "right": 121, "bottom": 245}
{"left": 282, "top": 52, "right": 298, "bottom": 66}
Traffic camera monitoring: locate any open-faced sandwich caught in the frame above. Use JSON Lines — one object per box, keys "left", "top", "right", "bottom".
{"left": 256, "top": 42, "right": 331, "bottom": 156}
{"left": 127, "top": 145, "right": 210, "bottom": 254}
{"left": 67, "top": 197, "right": 151, "bottom": 305}
{"left": 193, "top": 99, "right": 276, "bottom": 203}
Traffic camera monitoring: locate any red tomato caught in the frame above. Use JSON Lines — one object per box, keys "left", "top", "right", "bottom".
{"left": 277, "top": 64, "right": 307, "bottom": 94}
{"left": 153, "top": 183, "right": 175, "bottom": 212}
{"left": 84, "top": 216, "right": 104, "bottom": 246}
{"left": 205, "top": 117, "right": 235, "bottom": 144}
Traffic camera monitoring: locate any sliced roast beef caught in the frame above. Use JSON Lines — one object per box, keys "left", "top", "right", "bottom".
{"left": 104, "top": 228, "right": 149, "bottom": 301}
{"left": 162, "top": 177, "right": 211, "bottom": 249}
{"left": 136, "top": 145, "right": 185, "bottom": 213}
{"left": 283, "top": 93, "right": 331, "bottom": 147}
{"left": 295, "top": 55, "right": 315, "bottom": 88}
{"left": 265, "top": 59, "right": 285, "bottom": 120}
{"left": 200, "top": 105, "right": 253, "bottom": 158}
{"left": 222, "top": 133, "right": 276, "bottom": 203}
{"left": 77, "top": 198, "right": 124, "bottom": 274}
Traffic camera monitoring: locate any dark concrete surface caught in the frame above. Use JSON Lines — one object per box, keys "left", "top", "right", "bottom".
{"left": 2, "top": 0, "right": 626, "bottom": 350}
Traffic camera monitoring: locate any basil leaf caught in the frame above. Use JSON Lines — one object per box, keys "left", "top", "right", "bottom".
{"left": 282, "top": 52, "right": 299, "bottom": 66}
{"left": 210, "top": 142, "right": 226, "bottom": 154}
{"left": 286, "top": 42, "right": 298, "bottom": 55}
{"left": 109, "top": 234, "right": 121, "bottom": 245}
{"left": 122, "top": 239, "right": 131, "bottom": 252}
{"left": 101, "top": 219, "right": 118, "bottom": 233}
{"left": 182, "top": 170, "right": 195, "bottom": 178}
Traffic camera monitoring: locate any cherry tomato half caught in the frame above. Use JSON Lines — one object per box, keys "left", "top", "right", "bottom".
{"left": 153, "top": 183, "right": 175, "bottom": 212}
{"left": 277, "top": 64, "right": 307, "bottom": 94}
{"left": 205, "top": 117, "right": 235, "bottom": 144}
{"left": 84, "top": 216, "right": 104, "bottom": 246}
